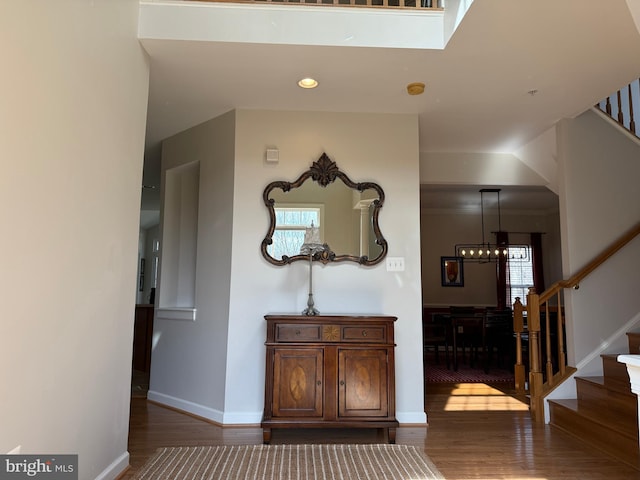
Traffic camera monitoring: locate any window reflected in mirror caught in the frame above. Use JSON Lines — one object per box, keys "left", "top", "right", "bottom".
{"left": 269, "top": 205, "right": 323, "bottom": 260}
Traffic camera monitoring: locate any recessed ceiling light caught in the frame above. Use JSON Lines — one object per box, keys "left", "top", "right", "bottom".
{"left": 298, "top": 78, "right": 318, "bottom": 89}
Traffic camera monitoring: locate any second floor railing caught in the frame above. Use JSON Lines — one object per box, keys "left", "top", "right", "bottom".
{"left": 596, "top": 78, "right": 640, "bottom": 137}
{"left": 193, "top": 0, "right": 443, "bottom": 9}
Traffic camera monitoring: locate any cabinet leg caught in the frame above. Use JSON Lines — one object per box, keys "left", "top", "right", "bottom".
{"left": 387, "top": 427, "right": 397, "bottom": 444}
{"left": 262, "top": 428, "right": 271, "bottom": 444}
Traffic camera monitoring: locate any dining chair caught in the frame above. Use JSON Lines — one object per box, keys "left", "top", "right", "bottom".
{"left": 423, "top": 310, "right": 451, "bottom": 370}
{"left": 449, "top": 306, "right": 483, "bottom": 370}
{"left": 483, "top": 308, "right": 513, "bottom": 373}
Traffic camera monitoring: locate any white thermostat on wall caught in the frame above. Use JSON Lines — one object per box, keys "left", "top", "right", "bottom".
{"left": 266, "top": 148, "right": 279, "bottom": 164}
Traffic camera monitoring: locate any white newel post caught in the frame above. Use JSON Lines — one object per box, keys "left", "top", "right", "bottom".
{"left": 618, "top": 354, "right": 640, "bottom": 447}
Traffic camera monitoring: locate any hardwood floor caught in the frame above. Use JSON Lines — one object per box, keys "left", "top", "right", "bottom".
{"left": 121, "top": 384, "right": 640, "bottom": 479}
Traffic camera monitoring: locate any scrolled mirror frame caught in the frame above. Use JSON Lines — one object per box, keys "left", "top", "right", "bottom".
{"left": 261, "top": 153, "right": 388, "bottom": 266}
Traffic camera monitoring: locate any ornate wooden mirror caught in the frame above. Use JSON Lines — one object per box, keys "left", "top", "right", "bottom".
{"left": 261, "top": 153, "right": 387, "bottom": 266}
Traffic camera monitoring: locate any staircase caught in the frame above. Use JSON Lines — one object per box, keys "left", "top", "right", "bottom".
{"left": 548, "top": 332, "right": 640, "bottom": 470}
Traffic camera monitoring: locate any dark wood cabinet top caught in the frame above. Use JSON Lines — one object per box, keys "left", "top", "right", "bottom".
{"left": 264, "top": 314, "right": 396, "bottom": 345}
{"left": 264, "top": 314, "right": 397, "bottom": 322}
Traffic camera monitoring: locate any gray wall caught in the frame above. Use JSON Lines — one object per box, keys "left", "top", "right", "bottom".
{"left": 0, "top": 1, "right": 149, "bottom": 478}
{"left": 558, "top": 110, "right": 640, "bottom": 372}
{"left": 151, "top": 109, "right": 427, "bottom": 425}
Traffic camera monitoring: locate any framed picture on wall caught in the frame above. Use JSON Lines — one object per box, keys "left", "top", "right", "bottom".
{"left": 441, "top": 256, "right": 464, "bottom": 287}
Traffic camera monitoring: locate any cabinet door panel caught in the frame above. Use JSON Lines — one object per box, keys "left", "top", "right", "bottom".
{"left": 338, "top": 349, "right": 389, "bottom": 417}
{"left": 273, "top": 348, "right": 323, "bottom": 417}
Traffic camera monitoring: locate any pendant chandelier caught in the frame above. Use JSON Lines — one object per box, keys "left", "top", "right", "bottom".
{"left": 454, "top": 188, "right": 530, "bottom": 263}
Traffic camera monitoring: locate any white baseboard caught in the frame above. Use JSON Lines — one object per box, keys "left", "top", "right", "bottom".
{"left": 147, "top": 390, "right": 425, "bottom": 426}
{"left": 147, "top": 390, "right": 263, "bottom": 424}
{"left": 94, "top": 451, "right": 129, "bottom": 480}
{"left": 222, "top": 411, "right": 262, "bottom": 425}
{"left": 147, "top": 390, "right": 225, "bottom": 423}
{"left": 397, "top": 411, "right": 427, "bottom": 425}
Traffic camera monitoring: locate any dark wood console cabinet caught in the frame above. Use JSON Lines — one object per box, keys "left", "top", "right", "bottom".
{"left": 261, "top": 315, "right": 398, "bottom": 443}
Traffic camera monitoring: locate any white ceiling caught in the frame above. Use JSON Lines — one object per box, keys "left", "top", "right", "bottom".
{"left": 139, "top": 0, "right": 640, "bottom": 211}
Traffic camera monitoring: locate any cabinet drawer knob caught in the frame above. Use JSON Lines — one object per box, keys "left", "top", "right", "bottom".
{"left": 317, "top": 380, "right": 322, "bottom": 386}
{"left": 295, "top": 330, "right": 301, "bottom": 336}
{"left": 362, "top": 330, "right": 368, "bottom": 337}
{"left": 339, "top": 380, "right": 345, "bottom": 386}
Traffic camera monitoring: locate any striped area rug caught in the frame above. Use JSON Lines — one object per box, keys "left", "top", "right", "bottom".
{"left": 133, "top": 444, "right": 445, "bottom": 480}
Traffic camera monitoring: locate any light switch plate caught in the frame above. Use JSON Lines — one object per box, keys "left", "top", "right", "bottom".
{"left": 386, "top": 257, "right": 405, "bottom": 272}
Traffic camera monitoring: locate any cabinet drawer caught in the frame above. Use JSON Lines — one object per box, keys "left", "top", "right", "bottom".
{"left": 342, "top": 326, "right": 386, "bottom": 343}
{"left": 276, "top": 324, "right": 322, "bottom": 342}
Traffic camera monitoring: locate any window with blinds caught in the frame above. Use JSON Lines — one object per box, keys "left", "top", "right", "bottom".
{"left": 267, "top": 206, "right": 323, "bottom": 259}
{"left": 507, "top": 245, "right": 534, "bottom": 307}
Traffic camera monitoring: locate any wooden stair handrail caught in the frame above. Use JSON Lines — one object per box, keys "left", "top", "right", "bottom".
{"left": 516, "top": 221, "right": 640, "bottom": 423}
{"left": 539, "top": 222, "right": 640, "bottom": 304}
